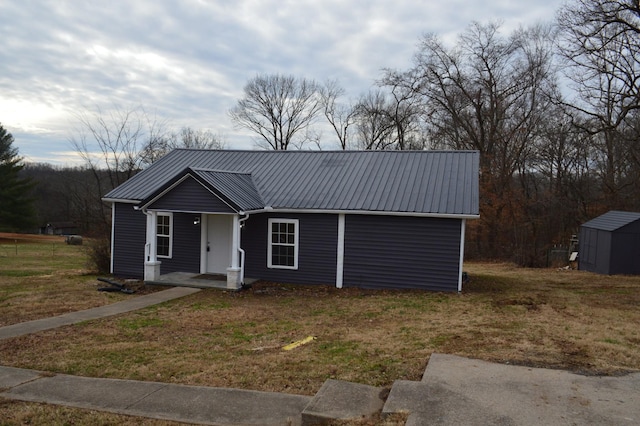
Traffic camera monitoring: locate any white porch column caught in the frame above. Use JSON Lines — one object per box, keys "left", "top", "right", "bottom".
{"left": 227, "top": 214, "right": 241, "bottom": 290}
{"left": 144, "top": 210, "right": 161, "bottom": 281}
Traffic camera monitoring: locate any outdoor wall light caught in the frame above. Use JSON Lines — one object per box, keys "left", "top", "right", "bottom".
{"left": 193, "top": 217, "right": 201, "bottom": 225}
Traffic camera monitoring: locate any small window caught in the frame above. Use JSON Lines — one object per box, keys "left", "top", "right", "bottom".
{"left": 268, "top": 219, "right": 298, "bottom": 269}
{"left": 157, "top": 213, "right": 172, "bottom": 258}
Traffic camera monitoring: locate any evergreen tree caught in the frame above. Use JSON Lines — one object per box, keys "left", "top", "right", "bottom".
{"left": 0, "top": 123, "right": 35, "bottom": 232}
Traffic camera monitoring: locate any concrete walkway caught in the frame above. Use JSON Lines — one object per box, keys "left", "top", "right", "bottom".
{"left": 384, "top": 353, "right": 640, "bottom": 425}
{"left": 0, "top": 365, "right": 310, "bottom": 425}
{"left": 0, "top": 286, "right": 201, "bottom": 340}
{"left": 1, "top": 287, "right": 639, "bottom": 425}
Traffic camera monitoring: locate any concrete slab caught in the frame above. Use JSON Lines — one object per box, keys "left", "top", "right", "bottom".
{"left": 3, "top": 374, "right": 167, "bottom": 411}
{"left": 0, "top": 287, "right": 201, "bottom": 340}
{"left": 0, "top": 366, "right": 43, "bottom": 390}
{"left": 385, "top": 353, "right": 640, "bottom": 425}
{"left": 147, "top": 272, "right": 259, "bottom": 290}
{"left": 301, "top": 379, "right": 386, "bottom": 425}
{"left": 129, "top": 383, "right": 310, "bottom": 425}
{"left": 1, "top": 370, "right": 311, "bottom": 426}
{"left": 381, "top": 380, "right": 431, "bottom": 416}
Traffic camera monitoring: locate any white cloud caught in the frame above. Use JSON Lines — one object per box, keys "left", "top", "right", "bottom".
{"left": 0, "top": 0, "right": 565, "bottom": 164}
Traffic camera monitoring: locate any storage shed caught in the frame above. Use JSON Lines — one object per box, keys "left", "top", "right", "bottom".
{"left": 579, "top": 210, "right": 640, "bottom": 275}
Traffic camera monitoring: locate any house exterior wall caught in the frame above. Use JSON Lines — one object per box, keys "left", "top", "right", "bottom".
{"left": 343, "top": 215, "right": 462, "bottom": 291}
{"left": 241, "top": 212, "right": 463, "bottom": 291}
{"left": 148, "top": 177, "right": 235, "bottom": 213}
{"left": 112, "top": 203, "right": 146, "bottom": 278}
{"left": 159, "top": 212, "right": 201, "bottom": 274}
{"left": 112, "top": 204, "right": 201, "bottom": 278}
{"left": 112, "top": 203, "right": 465, "bottom": 289}
{"left": 242, "top": 213, "right": 338, "bottom": 285}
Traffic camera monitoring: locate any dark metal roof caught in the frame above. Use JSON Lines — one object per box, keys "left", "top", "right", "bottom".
{"left": 581, "top": 210, "right": 640, "bottom": 232}
{"left": 104, "top": 150, "right": 480, "bottom": 216}
{"left": 191, "top": 169, "right": 264, "bottom": 211}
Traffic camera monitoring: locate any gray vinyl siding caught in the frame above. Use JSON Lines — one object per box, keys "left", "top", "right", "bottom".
{"left": 148, "top": 176, "right": 235, "bottom": 213}
{"left": 242, "top": 213, "right": 338, "bottom": 285}
{"left": 343, "top": 215, "right": 461, "bottom": 291}
{"left": 160, "top": 212, "right": 201, "bottom": 274}
{"left": 112, "top": 203, "right": 146, "bottom": 279}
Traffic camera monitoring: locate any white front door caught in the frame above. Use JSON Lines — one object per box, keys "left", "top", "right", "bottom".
{"left": 206, "top": 215, "right": 233, "bottom": 274}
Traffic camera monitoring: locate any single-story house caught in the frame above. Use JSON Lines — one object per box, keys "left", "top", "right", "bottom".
{"left": 579, "top": 210, "right": 640, "bottom": 275}
{"left": 103, "top": 149, "right": 480, "bottom": 292}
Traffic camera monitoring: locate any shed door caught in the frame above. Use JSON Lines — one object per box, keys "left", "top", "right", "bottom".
{"left": 206, "top": 215, "right": 232, "bottom": 274}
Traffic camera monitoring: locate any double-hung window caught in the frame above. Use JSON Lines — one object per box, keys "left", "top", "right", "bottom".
{"left": 268, "top": 218, "right": 298, "bottom": 269}
{"left": 156, "top": 213, "right": 172, "bottom": 258}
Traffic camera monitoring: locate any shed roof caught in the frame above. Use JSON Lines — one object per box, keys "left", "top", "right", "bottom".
{"left": 104, "top": 149, "right": 480, "bottom": 217}
{"left": 581, "top": 210, "right": 640, "bottom": 232}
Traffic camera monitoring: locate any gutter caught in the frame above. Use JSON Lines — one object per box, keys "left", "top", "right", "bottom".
{"left": 241, "top": 207, "right": 480, "bottom": 220}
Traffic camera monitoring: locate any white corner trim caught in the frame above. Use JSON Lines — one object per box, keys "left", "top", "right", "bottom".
{"left": 200, "top": 213, "right": 207, "bottom": 274}
{"left": 458, "top": 219, "right": 466, "bottom": 292}
{"left": 336, "top": 214, "right": 345, "bottom": 289}
{"left": 110, "top": 203, "right": 115, "bottom": 274}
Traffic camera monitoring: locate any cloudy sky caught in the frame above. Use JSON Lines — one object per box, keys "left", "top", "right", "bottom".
{"left": 1, "top": 0, "right": 565, "bottom": 166}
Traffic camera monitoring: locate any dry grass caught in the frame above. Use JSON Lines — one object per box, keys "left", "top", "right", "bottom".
{"left": 0, "top": 235, "right": 158, "bottom": 327}
{"left": 1, "top": 238, "right": 639, "bottom": 424}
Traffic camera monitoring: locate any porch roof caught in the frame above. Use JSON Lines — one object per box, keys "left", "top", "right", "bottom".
{"left": 139, "top": 167, "right": 264, "bottom": 212}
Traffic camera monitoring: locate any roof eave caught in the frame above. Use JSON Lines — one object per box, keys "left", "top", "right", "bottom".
{"left": 241, "top": 207, "right": 479, "bottom": 219}
{"left": 102, "top": 198, "right": 140, "bottom": 204}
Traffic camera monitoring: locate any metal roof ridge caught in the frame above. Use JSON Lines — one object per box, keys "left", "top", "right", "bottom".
{"left": 189, "top": 167, "right": 253, "bottom": 175}
{"left": 171, "top": 148, "right": 480, "bottom": 154}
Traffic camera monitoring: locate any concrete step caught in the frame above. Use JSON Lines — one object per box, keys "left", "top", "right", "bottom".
{"left": 301, "top": 379, "right": 387, "bottom": 425}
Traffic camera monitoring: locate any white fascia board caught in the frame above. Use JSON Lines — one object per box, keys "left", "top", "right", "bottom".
{"left": 241, "top": 208, "right": 479, "bottom": 220}
{"left": 146, "top": 208, "right": 237, "bottom": 215}
{"left": 102, "top": 198, "right": 140, "bottom": 204}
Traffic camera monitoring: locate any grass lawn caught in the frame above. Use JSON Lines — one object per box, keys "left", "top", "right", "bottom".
{"left": 1, "top": 236, "right": 639, "bottom": 424}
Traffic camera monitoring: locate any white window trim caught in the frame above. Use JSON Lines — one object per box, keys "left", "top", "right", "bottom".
{"left": 267, "top": 218, "right": 299, "bottom": 270}
{"left": 157, "top": 212, "right": 173, "bottom": 259}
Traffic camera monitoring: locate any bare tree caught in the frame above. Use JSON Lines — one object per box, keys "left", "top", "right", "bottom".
{"left": 352, "top": 90, "right": 396, "bottom": 150}
{"left": 70, "top": 106, "right": 168, "bottom": 188}
{"left": 69, "top": 105, "right": 169, "bottom": 233}
{"left": 229, "top": 74, "right": 323, "bottom": 150}
{"left": 557, "top": 0, "right": 640, "bottom": 207}
{"left": 319, "top": 80, "right": 358, "bottom": 150}
{"left": 382, "top": 22, "right": 557, "bottom": 259}
{"left": 140, "top": 127, "right": 225, "bottom": 164}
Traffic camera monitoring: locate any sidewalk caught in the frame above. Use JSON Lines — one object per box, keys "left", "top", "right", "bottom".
{"left": 0, "top": 365, "right": 310, "bottom": 425}
{"left": 0, "top": 286, "right": 201, "bottom": 340}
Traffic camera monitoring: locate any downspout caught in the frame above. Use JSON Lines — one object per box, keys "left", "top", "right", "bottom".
{"left": 238, "top": 213, "right": 249, "bottom": 285}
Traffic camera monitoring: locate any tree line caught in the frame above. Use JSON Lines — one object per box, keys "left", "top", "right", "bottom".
{"left": 230, "top": 0, "right": 640, "bottom": 265}
{"left": 4, "top": 0, "right": 639, "bottom": 267}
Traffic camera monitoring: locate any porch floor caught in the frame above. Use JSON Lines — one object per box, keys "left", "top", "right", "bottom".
{"left": 146, "top": 272, "right": 258, "bottom": 290}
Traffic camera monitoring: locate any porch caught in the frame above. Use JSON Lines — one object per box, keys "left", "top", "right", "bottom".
{"left": 146, "top": 272, "right": 259, "bottom": 290}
